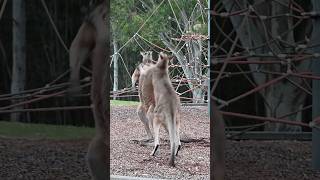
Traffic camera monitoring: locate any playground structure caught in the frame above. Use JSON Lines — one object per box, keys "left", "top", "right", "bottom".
{"left": 211, "top": 0, "right": 320, "bottom": 126}
{"left": 210, "top": 0, "right": 320, "bottom": 169}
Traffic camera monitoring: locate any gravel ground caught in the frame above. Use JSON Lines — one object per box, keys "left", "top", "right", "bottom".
{"left": 225, "top": 140, "right": 320, "bottom": 180}
{"left": 0, "top": 106, "right": 319, "bottom": 179}
{"left": 110, "top": 105, "right": 210, "bottom": 180}
{"left": 111, "top": 106, "right": 320, "bottom": 180}
{"left": 0, "top": 137, "right": 91, "bottom": 180}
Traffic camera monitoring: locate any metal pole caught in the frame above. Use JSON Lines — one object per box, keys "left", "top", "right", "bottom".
{"left": 208, "top": 0, "right": 213, "bottom": 177}
{"left": 311, "top": 0, "right": 320, "bottom": 170}
{"left": 210, "top": 1, "right": 226, "bottom": 179}
{"left": 312, "top": 65, "right": 320, "bottom": 169}
{"left": 208, "top": 0, "right": 211, "bottom": 111}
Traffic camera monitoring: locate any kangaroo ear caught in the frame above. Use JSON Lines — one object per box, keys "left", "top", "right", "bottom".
{"left": 168, "top": 55, "right": 174, "bottom": 64}
{"left": 140, "top": 51, "right": 144, "bottom": 56}
{"left": 159, "top": 54, "right": 164, "bottom": 60}
{"left": 159, "top": 52, "right": 165, "bottom": 59}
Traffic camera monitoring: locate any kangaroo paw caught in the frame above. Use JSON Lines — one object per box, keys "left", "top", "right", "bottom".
{"left": 150, "top": 144, "right": 159, "bottom": 156}
{"left": 175, "top": 145, "right": 181, "bottom": 156}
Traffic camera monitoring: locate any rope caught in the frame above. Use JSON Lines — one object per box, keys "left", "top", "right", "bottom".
{"left": 114, "top": 0, "right": 166, "bottom": 55}
{"left": 0, "top": 0, "right": 7, "bottom": 21}
{"left": 40, "top": 0, "right": 69, "bottom": 53}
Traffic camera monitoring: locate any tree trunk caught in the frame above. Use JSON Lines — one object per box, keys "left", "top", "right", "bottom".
{"left": 192, "top": 87, "right": 203, "bottom": 103}
{"left": 11, "top": 0, "right": 26, "bottom": 122}
{"left": 112, "top": 38, "right": 118, "bottom": 100}
{"left": 160, "top": 33, "right": 206, "bottom": 103}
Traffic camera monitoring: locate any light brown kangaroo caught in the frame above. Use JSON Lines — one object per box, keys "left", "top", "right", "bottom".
{"left": 139, "top": 52, "right": 181, "bottom": 166}
{"left": 68, "top": 0, "right": 109, "bottom": 179}
{"left": 131, "top": 51, "right": 153, "bottom": 88}
{"left": 131, "top": 51, "right": 156, "bottom": 142}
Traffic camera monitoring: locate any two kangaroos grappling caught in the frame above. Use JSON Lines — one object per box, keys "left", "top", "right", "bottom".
{"left": 132, "top": 52, "right": 181, "bottom": 166}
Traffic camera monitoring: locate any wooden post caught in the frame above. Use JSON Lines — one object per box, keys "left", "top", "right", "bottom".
{"left": 311, "top": 0, "right": 320, "bottom": 170}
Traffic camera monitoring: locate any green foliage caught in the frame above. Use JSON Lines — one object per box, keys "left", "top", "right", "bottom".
{"left": 110, "top": 0, "right": 208, "bottom": 90}
{"left": 110, "top": 100, "right": 139, "bottom": 106}
{"left": 111, "top": 0, "right": 207, "bottom": 50}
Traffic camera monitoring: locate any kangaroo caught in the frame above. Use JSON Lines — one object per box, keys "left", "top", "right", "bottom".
{"left": 68, "top": 0, "right": 109, "bottom": 179}
{"left": 131, "top": 51, "right": 154, "bottom": 88}
{"left": 140, "top": 52, "right": 181, "bottom": 166}
{"left": 131, "top": 51, "right": 156, "bottom": 142}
